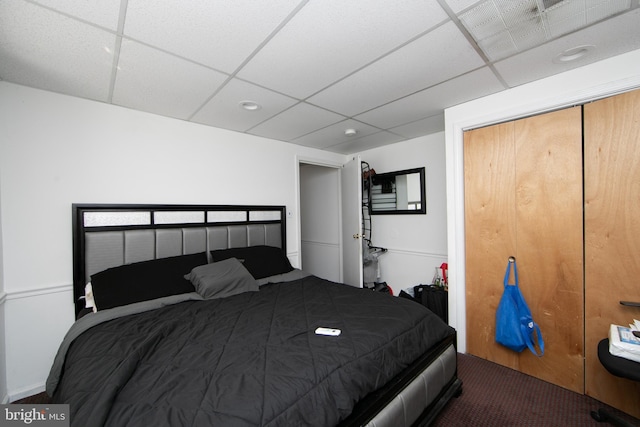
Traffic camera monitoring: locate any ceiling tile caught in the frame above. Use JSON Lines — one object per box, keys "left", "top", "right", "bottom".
{"left": 123, "top": 0, "right": 301, "bottom": 73}
{"left": 390, "top": 114, "right": 445, "bottom": 139}
{"left": 307, "top": 21, "right": 486, "bottom": 117}
{"left": 291, "top": 119, "right": 380, "bottom": 149}
{"left": 191, "top": 78, "right": 298, "bottom": 131}
{"left": 248, "top": 102, "right": 345, "bottom": 141}
{"left": 495, "top": 7, "right": 640, "bottom": 88}
{"left": 442, "top": 0, "right": 482, "bottom": 14}
{"left": 460, "top": 0, "right": 632, "bottom": 62}
{"left": 237, "top": 0, "right": 449, "bottom": 99}
{"left": 2, "top": 1, "right": 637, "bottom": 155}
{"left": 585, "top": 0, "right": 633, "bottom": 22}
{"left": 31, "top": 0, "right": 122, "bottom": 30}
{"left": 327, "top": 131, "right": 407, "bottom": 154}
{"left": 0, "top": 0, "right": 116, "bottom": 102}
{"left": 112, "top": 40, "right": 228, "bottom": 119}
{"left": 355, "top": 67, "right": 504, "bottom": 129}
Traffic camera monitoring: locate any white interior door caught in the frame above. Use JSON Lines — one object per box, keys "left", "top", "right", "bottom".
{"left": 341, "top": 156, "right": 363, "bottom": 287}
{"left": 299, "top": 163, "right": 341, "bottom": 282}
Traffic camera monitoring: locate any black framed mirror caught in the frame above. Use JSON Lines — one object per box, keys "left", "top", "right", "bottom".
{"left": 368, "top": 167, "right": 426, "bottom": 215}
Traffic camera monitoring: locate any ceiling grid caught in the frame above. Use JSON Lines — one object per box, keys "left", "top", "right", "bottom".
{"left": 1, "top": 0, "right": 638, "bottom": 153}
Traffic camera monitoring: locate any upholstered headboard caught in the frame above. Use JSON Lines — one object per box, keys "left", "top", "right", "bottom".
{"left": 72, "top": 204, "right": 287, "bottom": 317}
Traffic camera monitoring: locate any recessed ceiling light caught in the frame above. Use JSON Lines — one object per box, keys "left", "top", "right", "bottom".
{"left": 345, "top": 128, "right": 357, "bottom": 137}
{"left": 239, "top": 101, "right": 261, "bottom": 111}
{"left": 553, "top": 45, "right": 595, "bottom": 64}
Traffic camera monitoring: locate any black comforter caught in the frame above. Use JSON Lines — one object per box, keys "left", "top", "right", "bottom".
{"left": 50, "top": 275, "right": 454, "bottom": 427}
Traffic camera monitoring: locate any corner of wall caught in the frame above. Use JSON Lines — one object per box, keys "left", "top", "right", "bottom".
{"left": 0, "top": 173, "right": 8, "bottom": 403}
{"left": 0, "top": 292, "right": 7, "bottom": 404}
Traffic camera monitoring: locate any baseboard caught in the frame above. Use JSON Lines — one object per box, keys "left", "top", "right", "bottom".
{"left": 8, "top": 382, "right": 46, "bottom": 403}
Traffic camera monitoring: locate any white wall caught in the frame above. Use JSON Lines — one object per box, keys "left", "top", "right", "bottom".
{"left": 0, "top": 82, "right": 345, "bottom": 400}
{"left": 445, "top": 48, "right": 640, "bottom": 353}
{"left": 359, "top": 132, "right": 447, "bottom": 294}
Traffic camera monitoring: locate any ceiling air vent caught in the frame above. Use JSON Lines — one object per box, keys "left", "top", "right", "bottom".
{"left": 541, "top": 0, "right": 566, "bottom": 11}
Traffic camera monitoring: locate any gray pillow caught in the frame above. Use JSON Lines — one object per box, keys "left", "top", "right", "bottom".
{"left": 184, "top": 258, "right": 258, "bottom": 300}
{"left": 256, "top": 268, "right": 311, "bottom": 286}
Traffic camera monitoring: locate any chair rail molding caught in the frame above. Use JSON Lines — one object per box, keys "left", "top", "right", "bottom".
{"left": 5, "top": 284, "right": 73, "bottom": 301}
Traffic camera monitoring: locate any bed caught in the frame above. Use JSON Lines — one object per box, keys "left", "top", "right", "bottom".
{"left": 46, "top": 204, "right": 461, "bottom": 427}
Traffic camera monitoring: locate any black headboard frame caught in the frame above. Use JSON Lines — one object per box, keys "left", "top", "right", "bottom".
{"left": 72, "top": 204, "right": 287, "bottom": 317}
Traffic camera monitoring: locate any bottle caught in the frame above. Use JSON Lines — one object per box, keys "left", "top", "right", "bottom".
{"left": 432, "top": 267, "right": 442, "bottom": 288}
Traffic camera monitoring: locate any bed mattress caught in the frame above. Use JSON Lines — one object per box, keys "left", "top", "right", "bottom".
{"left": 48, "top": 275, "right": 455, "bottom": 427}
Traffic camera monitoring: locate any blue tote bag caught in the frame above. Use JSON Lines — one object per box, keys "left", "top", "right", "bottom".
{"left": 495, "top": 257, "right": 544, "bottom": 356}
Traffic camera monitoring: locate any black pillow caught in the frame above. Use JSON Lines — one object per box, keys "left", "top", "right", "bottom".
{"left": 90, "top": 252, "right": 207, "bottom": 310}
{"left": 209, "top": 245, "right": 292, "bottom": 279}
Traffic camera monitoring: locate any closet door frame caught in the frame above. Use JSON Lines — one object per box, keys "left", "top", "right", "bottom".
{"left": 445, "top": 63, "right": 640, "bottom": 354}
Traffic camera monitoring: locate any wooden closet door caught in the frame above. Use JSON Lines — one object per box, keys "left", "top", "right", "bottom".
{"left": 514, "top": 107, "right": 584, "bottom": 393}
{"left": 464, "top": 122, "right": 518, "bottom": 366}
{"left": 465, "top": 107, "right": 584, "bottom": 393}
{"left": 584, "top": 88, "right": 640, "bottom": 418}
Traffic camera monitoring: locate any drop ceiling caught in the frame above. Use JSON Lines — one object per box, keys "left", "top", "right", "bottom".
{"left": 1, "top": 0, "right": 639, "bottom": 154}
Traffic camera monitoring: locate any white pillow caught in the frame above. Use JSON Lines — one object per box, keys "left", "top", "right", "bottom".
{"left": 84, "top": 283, "right": 97, "bottom": 313}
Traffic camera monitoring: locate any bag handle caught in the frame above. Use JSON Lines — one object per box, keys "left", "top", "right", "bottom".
{"left": 503, "top": 256, "right": 518, "bottom": 288}
{"left": 504, "top": 256, "right": 545, "bottom": 356}
{"left": 522, "top": 321, "right": 545, "bottom": 356}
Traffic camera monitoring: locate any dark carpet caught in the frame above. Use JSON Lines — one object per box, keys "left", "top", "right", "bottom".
{"left": 434, "top": 352, "right": 640, "bottom": 427}
{"left": 12, "top": 353, "right": 640, "bottom": 426}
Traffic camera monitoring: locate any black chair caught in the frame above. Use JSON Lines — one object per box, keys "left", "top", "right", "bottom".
{"left": 591, "top": 302, "right": 640, "bottom": 426}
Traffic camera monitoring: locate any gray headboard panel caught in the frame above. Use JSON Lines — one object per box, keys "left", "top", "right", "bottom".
{"left": 73, "top": 204, "right": 287, "bottom": 317}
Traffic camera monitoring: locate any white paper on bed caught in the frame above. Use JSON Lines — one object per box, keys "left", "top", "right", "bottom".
{"left": 609, "top": 323, "right": 640, "bottom": 363}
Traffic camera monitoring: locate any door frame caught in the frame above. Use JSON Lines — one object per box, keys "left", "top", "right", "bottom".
{"left": 340, "top": 155, "right": 363, "bottom": 287}
{"left": 295, "top": 155, "right": 344, "bottom": 281}
{"left": 445, "top": 57, "right": 640, "bottom": 353}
